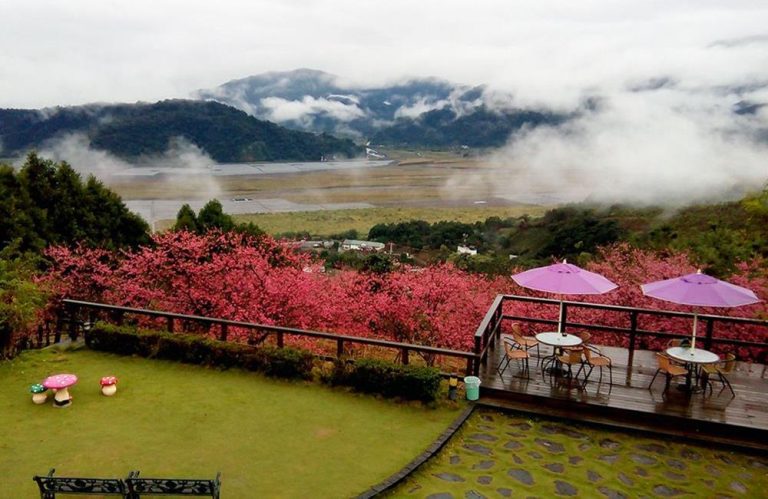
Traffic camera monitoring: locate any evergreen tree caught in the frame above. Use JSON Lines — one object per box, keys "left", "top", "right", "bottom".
{"left": 174, "top": 204, "right": 200, "bottom": 232}
{"left": 197, "top": 199, "right": 235, "bottom": 232}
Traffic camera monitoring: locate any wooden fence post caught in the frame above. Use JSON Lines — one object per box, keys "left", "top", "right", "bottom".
{"left": 401, "top": 348, "right": 409, "bottom": 365}
{"left": 167, "top": 317, "right": 174, "bottom": 333}
{"left": 337, "top": 339, "right": 344, "bottom": 359}
{"left": 704, "top": 319, "right": 715, "bottom": 350}
{"left": 560, "top": 303, "right": 568, "bottom": 333}
{"left": 626, "top": 311, "right": 639, "bottom": 386}
{"left": 277, "top": 331, "right": 284, "bottom": 348}
{"left": 220, "top": 323, "right": 228, "bottom": 342}
{"left": 68, "top": 304, "right": 78, "bottom": 341}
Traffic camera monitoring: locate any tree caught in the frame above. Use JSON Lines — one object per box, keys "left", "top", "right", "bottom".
{"left": 0, "top": 153, "right": 149, "bottom": 252}
{"left": 197, "top": 199, "right": 235, "bottom": 232}
{"left": 174, "top": 204, "right": 199, "bottom": 232}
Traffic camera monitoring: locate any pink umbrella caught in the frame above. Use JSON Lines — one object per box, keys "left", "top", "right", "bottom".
{"left": 641, "top": 270, "right": 760, "bottom": 349}
{"left": 512, "top": 261, "right": 618, "bottom": 334}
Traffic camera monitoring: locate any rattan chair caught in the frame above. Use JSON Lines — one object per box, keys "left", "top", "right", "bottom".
{"left": 579, "top": 345, "right": 613, "bottom": 389}
{"left": 701, "top": 353, "right": 736, "bottom": 397}
{"left": 510, "top": 322, "right": 541, "bottom": 365}
{"left": 497, "top": 338, "right": 530, "bottom": 378}
{"left": 556, "top": 347, "right": 585, "bottom": 379}
{"left": 649, "top": 352, "right": 689, "bottom": 394}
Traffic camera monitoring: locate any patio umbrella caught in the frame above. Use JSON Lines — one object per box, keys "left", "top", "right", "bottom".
{"left": 641, "top": 270, "right": 760, "bottom": 349}
{"left": 512, "top": 261, "right": 618, "bottom": 334}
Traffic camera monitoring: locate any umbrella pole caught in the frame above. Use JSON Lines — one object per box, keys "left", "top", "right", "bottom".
{"left": 558, "top": 300, "right": 564, "bottom": 334}
{"left": 691, "top": 312, "right": 698, "bottom": 350}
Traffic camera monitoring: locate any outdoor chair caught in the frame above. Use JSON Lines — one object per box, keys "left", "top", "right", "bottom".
{"left": 564, "top": 332, "right": 592, "bottom": 352}
{"left": 555, "top": 347, "right": 585, "bottom": 382}
{"left": 497, "top": 338, "right": 530, "bottom": 378}
{"left": 510, "top": 322, "right": 540, "bottom": 365}
{"left": 649, "top": 352, "right": 689, "bottom": 394}
{"left": 579, "top": 345, "right": 613, "bottom": 390}
{"left": 701, "top": 353, "right": 736, "bottom": 397}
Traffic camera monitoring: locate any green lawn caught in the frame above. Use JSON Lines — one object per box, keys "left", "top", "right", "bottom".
{"left": 0, "top": 347, "right": 460, "bottom": 498}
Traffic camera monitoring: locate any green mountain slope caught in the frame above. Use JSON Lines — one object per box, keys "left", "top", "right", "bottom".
{"left": 0, "top": 100, "right": 362, "bottom": 162}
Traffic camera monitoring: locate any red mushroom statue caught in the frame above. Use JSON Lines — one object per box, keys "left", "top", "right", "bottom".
{"left": 100, "top": 376, "right": 118, "bottom": 396}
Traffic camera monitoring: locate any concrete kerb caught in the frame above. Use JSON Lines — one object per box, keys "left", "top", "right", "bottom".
{"left": 356, "top": 404, "right": 476, "bottom": 498}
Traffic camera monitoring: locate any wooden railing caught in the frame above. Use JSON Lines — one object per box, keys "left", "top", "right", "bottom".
{"left": 62, "top": 299, "right": 478, "bottom": 376}
{"left": 475, "top": 294, "right": 768, "bottom": 383}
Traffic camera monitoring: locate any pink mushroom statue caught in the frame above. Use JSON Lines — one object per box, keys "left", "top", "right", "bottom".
{"left": 42, "top": 374, "right": 78, "bottom": 408}
{"left": 100, "top": 376, "right": 118, "bottom": 396}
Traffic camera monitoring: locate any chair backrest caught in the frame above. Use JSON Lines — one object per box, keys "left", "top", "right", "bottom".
{"left": 577, "top": 332, "right": 591, "bottom": 344}
{"left": 583, "top": 346, "right": 594, "bottom": 363}
{"left": 656, "top": 352, "right": 671, "bottom": 370}
{"left": 568, "top": 348, "right": 583, "bottom": 363}
{"left": 720, "top": 353, "right": 736, "bottom": 373}
{"left": 511, "top": 322, "right": 524, "bottom": 338}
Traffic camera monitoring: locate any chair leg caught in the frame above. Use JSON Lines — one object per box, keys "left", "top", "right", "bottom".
{"left": 719, "top": 373, "right": 735, "bottom": 397}
{"left": 648, "top": 368, "right": 661, "bottom": 389}
{"left": 496, "top": 355, "right": 510, "bottom": 376}
{"left": 663, "top": 373, "right": 671, "bottom": 394}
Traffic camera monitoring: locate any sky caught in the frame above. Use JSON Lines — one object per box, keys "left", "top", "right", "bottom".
{"left": 3, "top": 0, "right": 767, "bottom": 205}
{"left": 1, "top": 0, "right": 766, "bottom": 109}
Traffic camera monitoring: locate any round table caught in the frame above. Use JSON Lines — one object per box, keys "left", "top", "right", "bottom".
{"left": 665, "top": 347, "right": 719, "bottom": 393}
{"left": 536, "top": 332, "right": 583, "bottom": 377}
{"left": 42, "top": 374, "right": 78, "bottom": 408}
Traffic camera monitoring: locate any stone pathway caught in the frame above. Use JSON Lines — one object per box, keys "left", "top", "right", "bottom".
{"left": 385, "top": 409, "right": 768, "bottom": 498}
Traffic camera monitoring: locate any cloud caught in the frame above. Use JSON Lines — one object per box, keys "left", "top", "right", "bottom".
{"left": 33, "top": 133, "right": 222, "bottom": 201}
{"left": 486, "top": 86, "right": 768, "bottom": 206}
{"left": 260, "top": 96, "right": 366, "bottom": 124}
{"left": 708, "top": 34, "right": 768, "bottom": 48}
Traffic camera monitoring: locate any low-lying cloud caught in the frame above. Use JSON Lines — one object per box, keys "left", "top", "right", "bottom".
{"left": 260, "top": 95, "right": 365, "bottom": 124}
{"left": 33, "top": 133, "right": 222, "bottom": 201}
{"left": 487, "top": 85, "right": 768, "bottom": 206}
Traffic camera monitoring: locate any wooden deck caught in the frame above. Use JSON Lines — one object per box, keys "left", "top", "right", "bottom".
{"left": 478, "top": 335, "right": 768, "bottom": 452}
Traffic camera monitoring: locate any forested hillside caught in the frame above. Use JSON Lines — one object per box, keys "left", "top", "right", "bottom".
{"left": 0, "top": 100, "right": 362, "bottom": 162}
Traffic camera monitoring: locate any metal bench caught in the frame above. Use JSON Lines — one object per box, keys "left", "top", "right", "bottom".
{"left": 33, "top": 469, "right": 127, "bottom": 498}
{"left": 125, "top": 471, "right": 221, "bottom": 499}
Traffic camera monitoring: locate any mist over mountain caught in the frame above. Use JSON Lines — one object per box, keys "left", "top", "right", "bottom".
{"left": 196, "top": 69, "right": 566, "bottom": 146}
{"left": 0, "top": 99, "right": 361, "bottom": 163}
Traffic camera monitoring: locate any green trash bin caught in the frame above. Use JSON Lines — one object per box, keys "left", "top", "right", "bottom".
{"left": 464, "top": 376, "right": 481, "bottom": 401}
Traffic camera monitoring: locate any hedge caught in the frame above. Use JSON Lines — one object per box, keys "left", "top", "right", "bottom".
{"left": 85, "top": 322, "right": 443, "bottom": 402}
{"left": 85, "top": 322, "right": 313, "bottom": 380}
{"left": 327, "top": 358, "right": 442, "bottom": 403}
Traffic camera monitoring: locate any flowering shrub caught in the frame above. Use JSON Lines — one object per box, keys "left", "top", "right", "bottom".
{"left": 42, "top": 231, "right": 505, "bottom": 356}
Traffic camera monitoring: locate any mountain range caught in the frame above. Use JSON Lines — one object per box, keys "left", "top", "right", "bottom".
{"left": 197, "top": 69, "right": 566, "bottom": 146}
{"left": 0, "top": 70, "right": 567, "bottom": 162}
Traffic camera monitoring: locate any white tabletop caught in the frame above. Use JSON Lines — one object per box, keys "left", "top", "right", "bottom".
{"left": 535, "top": 332, "right": 583, "bottom": 348}
{"left": 666, "top": 346, "right": 720, "bottom": 364}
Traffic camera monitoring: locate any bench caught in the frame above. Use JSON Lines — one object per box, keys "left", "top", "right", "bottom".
{"left": 125, "top": 471, "right": 221, "bottom": 499}
{"left": 33, "top": 469, "right": 127, "bottom": 498}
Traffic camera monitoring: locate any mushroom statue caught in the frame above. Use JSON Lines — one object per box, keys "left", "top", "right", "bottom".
{"left": 30, "top": 384, "right": 48, "bottom": 404}
{"left": 100, "top": 376, "right": 118, "bottom": 396}
{"left": 42, "top": 374, "right": 78, "bottom": 408}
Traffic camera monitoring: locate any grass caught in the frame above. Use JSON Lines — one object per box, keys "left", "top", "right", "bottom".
{"left": 234, "top": 205, "right": 547, "bottom": 238}
{"left": 0, "top": 347, "right": 460, "bottom": 498}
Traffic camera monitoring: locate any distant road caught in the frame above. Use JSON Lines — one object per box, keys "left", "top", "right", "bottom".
{"left": 115, "top": 159, "right": 394, "bottom": 177}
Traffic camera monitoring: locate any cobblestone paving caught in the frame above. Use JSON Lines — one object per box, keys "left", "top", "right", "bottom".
{"left": 386, "top": 409, "right": 768, "bottom": 498}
